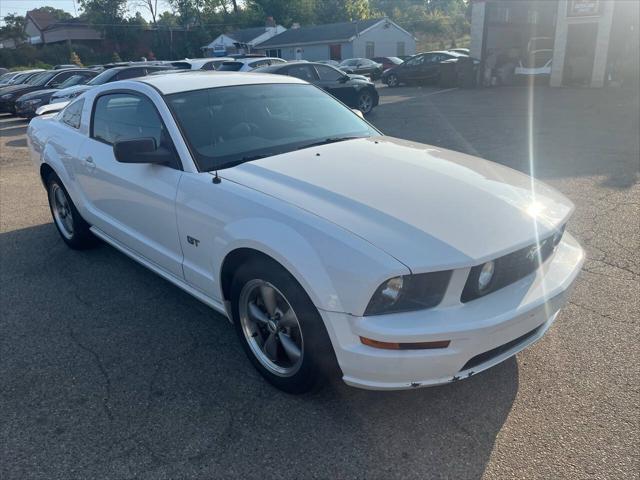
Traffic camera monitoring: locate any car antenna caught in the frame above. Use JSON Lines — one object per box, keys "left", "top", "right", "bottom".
{"left": 212, "top": 170, "right": 221, "bottom": 184}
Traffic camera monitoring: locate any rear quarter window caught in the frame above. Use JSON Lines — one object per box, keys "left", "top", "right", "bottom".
{"left": 61, "top": 99, "right": 84, "bottom": 129}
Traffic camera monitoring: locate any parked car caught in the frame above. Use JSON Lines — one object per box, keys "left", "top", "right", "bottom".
{"left": 0, "top": 69, "right": 45, "bottom": 87}
{"left": 255, "top": 61, "right": 379, "bottom": 114}
{"left": 515, "top": 49, "right": 553, "bottom": 80}
{"left": 338, "top": 58, "right": 383, "bottom": 79}
{"left": 170, "top": 57, "right": 234, "bottom": 71}
{"left": 27, "top": 72, "right": 583, "bottom": 394}
{"left": 0, "top": 69, "right": 92, "bottom": 114}
{"left": 315, "top": 59, "right": 339, "bottom": 67}
{"left": 381, "top": 51, "right": 466, "bottom": 87}
{"left": 217, "top": 57, "right": 286, "bottom": 72}
{"left": 15, "top": 71, "right": 98, "bottom": 118}
{"left": 371, "top": 56, "right": 404, "bottom": 71}
{"left": 50, "top": 64, "right": 175, "bottom": 103}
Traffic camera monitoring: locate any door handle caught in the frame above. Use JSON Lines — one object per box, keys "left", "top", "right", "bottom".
{"left": 83, "top": 156, "right": 96, "bottom": 171}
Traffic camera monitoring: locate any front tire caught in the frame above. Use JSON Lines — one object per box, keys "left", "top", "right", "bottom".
{"left": 386, "top": 73, "right": 399, "bottom": 87}
{"left": 46, "top": 173, "right": 96, "bottom": 249}
{"left": 357, "top": 90, "right": 374, "bottom": 115}
{"left": 230, "top": 258, "right": 338, "bottom": 394}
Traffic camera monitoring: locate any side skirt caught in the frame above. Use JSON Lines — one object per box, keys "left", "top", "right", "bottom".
{"left": 90, "top": 226, "right": 229, "bottom": 319}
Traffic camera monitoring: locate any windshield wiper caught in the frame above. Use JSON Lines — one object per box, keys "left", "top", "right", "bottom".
{"left": 239, "top": 153, "right": 272, "bottom": 162}
{"left": 296, "top": 136, "right": 364, "bottom": 151}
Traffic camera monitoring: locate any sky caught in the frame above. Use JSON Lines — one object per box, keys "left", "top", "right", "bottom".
{"left": 0, "top": 0, "right": 171, "bottom": 24}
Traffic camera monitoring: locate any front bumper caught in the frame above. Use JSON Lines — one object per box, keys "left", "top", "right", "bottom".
{"left": 320, "top": 232, "right": 584, "bottom": 390}
{"left": 15, "top": 101, "right": 39, "bottom": 118}
{"left": 0, "top": 98, "right": 15, "bottom": 113}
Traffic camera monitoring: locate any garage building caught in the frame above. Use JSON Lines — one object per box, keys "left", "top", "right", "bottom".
{"left": 470, "top": 0, "right": 639, "bottom": 87}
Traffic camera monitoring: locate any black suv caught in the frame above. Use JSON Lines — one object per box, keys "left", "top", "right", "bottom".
{"left": 255, "top": 62, "right": 379, "bottom": 115}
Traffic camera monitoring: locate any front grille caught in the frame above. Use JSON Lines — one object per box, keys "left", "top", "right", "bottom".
{"left": 461, "top": 230, "right": 562, "bottom": 303}
{"left": 460, "top": 324, "right": 543, "bottom": 371}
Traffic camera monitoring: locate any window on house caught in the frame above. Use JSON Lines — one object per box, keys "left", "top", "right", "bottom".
{"left": 365, "top": 42, "right": 375, "bottom": 58}
{"left": 397, "top": 42, "right": 405, "bottom": 57}
{"left": 266, "top": 49, "right": 282, "bottom": 58}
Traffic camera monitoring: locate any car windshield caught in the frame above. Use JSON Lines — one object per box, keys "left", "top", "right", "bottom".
{"left": 340, "top": 59, "right": 358, "bottom": 66}
{"left": 58, "top": 74, "right": 90, "bottom": 88}
{"left": 167, "top": 83, "right": 378, "bottom": 171}
{"left": 388, "top": 57, "right": 403, "bottom": 64}
{"left": 87, "top": 69, "right": 117, "bottom": 85}
{"left": 217, "top": 62, "right": 244, "bottom": 71}
{"left": 9, "top": 72, "right": 32, "bottom": 84}
{"left": 27, "top": 71, "right": 56, "bottom": 86}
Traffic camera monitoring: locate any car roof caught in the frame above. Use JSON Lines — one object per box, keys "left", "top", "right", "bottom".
{"left": 140, "top": 71, "right": 305, "bottom": 94}
{"left": 224, "top": 57, "right": 283, "bottom": 64}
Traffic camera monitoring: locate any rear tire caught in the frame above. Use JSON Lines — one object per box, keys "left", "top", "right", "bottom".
{"left": 230, "top": 257, "right": 339, "bottom": 394}
{"left": 46, "top": 173, "right": 97, "bottom": 250}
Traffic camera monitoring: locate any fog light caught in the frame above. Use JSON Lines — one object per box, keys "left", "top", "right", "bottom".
{"left": 478, "top": 261, "right": 495, "bottom": 293}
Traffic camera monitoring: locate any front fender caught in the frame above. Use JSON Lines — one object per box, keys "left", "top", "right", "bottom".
{"left": 219, "top": 218, "right": 344, "bottom": 312}
{"left": 217, "top": 214, "right": 409, "bottom": 316}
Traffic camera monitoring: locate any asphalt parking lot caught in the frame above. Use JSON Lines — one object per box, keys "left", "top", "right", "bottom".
{"left": 1, "top": 84, "right": 638, "bottom": 480}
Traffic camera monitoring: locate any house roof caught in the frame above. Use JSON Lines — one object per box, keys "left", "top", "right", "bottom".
{"left": 26, "top": 10, "right": 58, "bottom": 31}
{"left": 226, "top": 26, "right": 269, "bottom": 44}
{"left": 257, "top": 18, "right": 383, "bottom": 48}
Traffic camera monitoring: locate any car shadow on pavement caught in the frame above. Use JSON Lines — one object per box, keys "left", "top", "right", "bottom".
{"left": 1, "top": 223, "right": 518, "bottom": 480}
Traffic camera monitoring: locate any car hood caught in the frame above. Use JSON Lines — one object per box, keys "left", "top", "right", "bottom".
{"left": 17, "top": 88, "right": 57, "bottom": 101}
{"left": 347, "top": 74, "right": 370, "bottom": 82}
{"left": 53, "top": 84, "right": 91, "bottom": 98}
{"left": 0, "top": 85, "right": 35, "bottom": 97}
{"left": 221, "top": 136, "right": 574, "bottom": 272}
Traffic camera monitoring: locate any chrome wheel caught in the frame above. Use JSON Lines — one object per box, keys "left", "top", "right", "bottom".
{"left": 239, "top": 280, "right": 304, "bottom": 377}
{"left": 358, "top": 92, "right": 373, "bottom": 114}
{"left": 50, "top": 183, "right": 74, "bottom": 239}
{"left": 387, "top": 74, "right": 398, "bottom": 87}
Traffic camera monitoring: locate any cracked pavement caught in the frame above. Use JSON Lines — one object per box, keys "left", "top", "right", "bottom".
{"left": 1, "top": 85, "right": 638, "bottom": 479}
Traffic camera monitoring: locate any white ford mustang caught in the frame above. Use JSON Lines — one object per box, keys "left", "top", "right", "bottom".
{"left": 27, "top": 72, "right": 584, "bottom": 393}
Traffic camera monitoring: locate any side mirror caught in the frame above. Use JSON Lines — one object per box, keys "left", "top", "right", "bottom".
{"left": 339, "top": 75, "right": 349, "bottom": 83}
{"left": 351, "top": 109, "right": 364, "bottom": 118}
{"left": 113, "top": 138, "right": 175, "bottom": 165}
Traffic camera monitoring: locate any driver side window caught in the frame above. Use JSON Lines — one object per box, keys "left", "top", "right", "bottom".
{"left": 91, "top": 93, "right": 168, "bottom": 150}
{"left": 315, "top": 65, "right": 343, "bottom": 81}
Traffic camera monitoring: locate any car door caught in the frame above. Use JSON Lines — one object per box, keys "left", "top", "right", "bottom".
{"left": 402, "top": 54, "right": 425, "bottom": 82}
{"left": 74, "top": 91, "right": 185, "bottom": 278}
{"left": 313, "top": 64, "right": 354, "bottom": 104}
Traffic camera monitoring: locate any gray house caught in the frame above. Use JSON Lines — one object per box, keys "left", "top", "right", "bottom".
{"left": 256, "top": 18, "right": 416, "bottom": 61}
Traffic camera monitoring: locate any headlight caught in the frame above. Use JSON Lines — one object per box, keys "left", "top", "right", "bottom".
{"left": 364, "top": 271, "right": 452, "bottom": 316}
{"left": 25, "top": 98, "right": 42, "bottom": 106}
{"left": 477, "top": 261, "right": 495, "bottom": 293}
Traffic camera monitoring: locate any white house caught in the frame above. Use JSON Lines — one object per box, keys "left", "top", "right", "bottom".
{"left": 256, "top": 18, "right": 416, "bottom": 61}
{"left": 202, "top": 17, "right": 286, "bottom": 57}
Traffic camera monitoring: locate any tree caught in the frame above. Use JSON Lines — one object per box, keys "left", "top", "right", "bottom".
{"left": 78, "top": 0, "right": 128, "bottom": 26}
{"left": 136, "top": 0, "right": 162, "bottom": 24}
{"left": 70, "top": 51, "right": 83, "bottom": 66}
{"left": 30, "top": 7, "right": 73, "bottom": 21}
{"left": 0, "top": 14, "right": 27, "bottom": 45}
{"left": 248, "top": 0, "right": 317, "bottom": 27}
